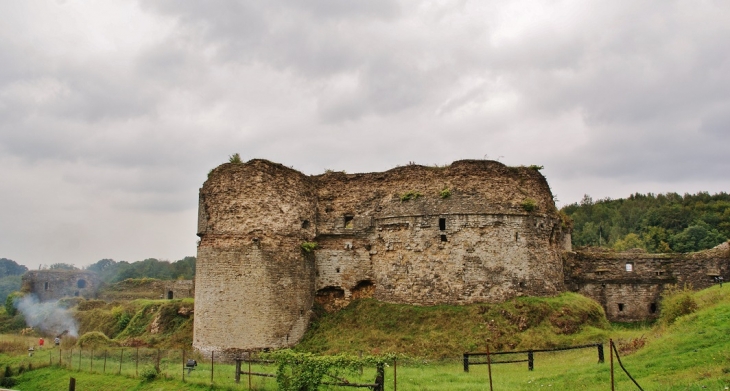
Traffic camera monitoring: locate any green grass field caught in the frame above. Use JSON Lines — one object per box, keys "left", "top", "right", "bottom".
{"left": 1, "top": 284, "right": 729, "bottom": 390}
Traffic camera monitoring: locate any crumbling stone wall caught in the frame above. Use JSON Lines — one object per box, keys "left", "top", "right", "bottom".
{"left": 564, "top": 242, "right": 730, "bottom": 321}
{"left": 163, "top": 280, "right": 195, "bottom": 299}
{"left": 21, "top": 270, "right": 100, "bottom": 301}
{"left": 195, "top": 159, "right": 568, "bottom": 354}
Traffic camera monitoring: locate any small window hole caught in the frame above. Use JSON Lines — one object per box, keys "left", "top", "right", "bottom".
{"left": 167, "top": 291, "right": 173, "bottom": 299}
{"left": 618, "top": 303, "right": 624, "bottom": 312}
{"left": 302, "top": 220, "right": 310, "bottom": 229}
{"left": 344, "top": 216, "right": 354, "bottom": 229}
{"left": 439, "top": 218, "right": 446, "bottom": 231}
{"left": 515, "top": 232, "right": 519, "bottom": 241}
{"left": 625, "top": 263, "right": 634, "bottom": 272}
{"left": 44, "top": 282, "right": 49, "bottom": 291}
{"left": 440, "top": 234, "right": 447, "bottom": 242}
{"left": 335, "top": 267, "right": 340, "bottom": 273}
{"left": 650, "top": 303, "right": 657, "bottom": 313}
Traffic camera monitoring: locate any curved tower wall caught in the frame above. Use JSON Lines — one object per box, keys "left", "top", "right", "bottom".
{"left": 194, "top": 160, "right": 317, "bottom": 355}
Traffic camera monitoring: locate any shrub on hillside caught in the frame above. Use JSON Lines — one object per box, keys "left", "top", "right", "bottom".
{"left": 77, "top": 331, "right": 117, "bottom": 349}
{"left": 660, "top": 285, "right": 698, "bottom": 325}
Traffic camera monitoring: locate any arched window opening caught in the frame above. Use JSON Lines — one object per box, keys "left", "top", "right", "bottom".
{"left": 77, "top": 279, "right": 87, "bottom": 289}
{"left": 168, "top": 291, "right": 174, "bottom": 300}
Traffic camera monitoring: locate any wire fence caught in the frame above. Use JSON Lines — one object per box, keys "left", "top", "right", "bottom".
{"left": 2, "top": 337, "right": 646, "bottom": 390}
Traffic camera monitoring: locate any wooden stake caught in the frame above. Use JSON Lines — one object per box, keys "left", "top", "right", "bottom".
{"left": 486, "top": 341, "right": 494, "bottom": 391}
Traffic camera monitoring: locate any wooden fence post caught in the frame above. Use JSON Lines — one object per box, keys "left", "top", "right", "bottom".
{"left": 235, "top": 358, "right": 241, "bottom": 384}
{"left": 463, "top": 353, "right": 469, "bottom": 372}
{"left": 486, "top": 342, "right": 494, "bottom": 391}
{"left": 119, "top": 349, "right": 124, "bottom": 375}
{"left": 182, "top": 350, "right": 186, "bottom": 382}
{"left": 610, "top": 339, "right": 615, "bottom": 391}
{"left": 597, "top": 343, "right": 605, "bottom": 363}
{"left": 528, "top": 350, "right": 534, "bottom": 371}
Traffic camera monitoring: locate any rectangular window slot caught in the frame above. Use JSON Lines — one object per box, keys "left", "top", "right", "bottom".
{"left": 440, "top": 234, "right": 447, "bottom": 242}
{"left": 439, "top": 218, "right": 446, "bottom": 231}
{"left": 595, "top": 271, "right": 605, "bottom": 276}
{"left": 44, "top": 282, "right": 49, "bottom": 291}
{"left": 618, "top": 303, "right": 624, "bottom": 312}
{"left": 344, "top": 216, "right": 354, "bottom": 229}
{"left": 650, "top": 303, "right": 657, "bottom": 313}
{"left": 655, "top": 271, "right": 664, "bottom": 276}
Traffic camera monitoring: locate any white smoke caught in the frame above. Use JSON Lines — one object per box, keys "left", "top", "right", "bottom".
{"left": 15, "top": 295, "right": 79, "bottom": 337}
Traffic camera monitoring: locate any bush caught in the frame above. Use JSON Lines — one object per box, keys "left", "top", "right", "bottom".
{"left": 439, "top": 188, "right": 451, "bottom": 199}
{"left": 521, "top": 198, "right": 538, "bottom": 212}
{"left": 660, "top": 285, "right": 698, "bottom": 325}
{"left": 229, "top": 153, "right": 243, "bottom": 164}
{"left": 301, "top": 242, "right": 318, "bottom": 254}
{"left": 77, "top": 331, "right": 117, "bottom": 349}
{"left": 400, "top": 191, "right": 422, "bottom": 202}
{"left": 4, "top": 292, "right": 23, "bottom": 316}
{"left": 140, "top": 365, "right": 159, "bottom": 381}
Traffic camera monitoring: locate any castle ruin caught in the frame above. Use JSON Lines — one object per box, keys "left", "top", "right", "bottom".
{"left": 193, "top": 159, "right": 730, "bottom": 356}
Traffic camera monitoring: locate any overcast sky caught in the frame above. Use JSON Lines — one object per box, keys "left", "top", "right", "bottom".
{"left": 1, "top": 0, "right": 728, "bottom": 270}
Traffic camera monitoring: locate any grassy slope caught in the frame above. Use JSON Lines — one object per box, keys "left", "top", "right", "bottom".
{"left": 75, "top": 298, "right": 194, "bottom": 349}
{"left": 297, "top": 292, "right": 610, "bottom": 358}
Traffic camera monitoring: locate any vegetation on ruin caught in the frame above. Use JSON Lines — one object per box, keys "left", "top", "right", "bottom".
{"left": 562, "top": 191, "right": 730, "bottom": 253}
{"left": 399, "top": 191, "right": 422, "bottom": 202}
{"left": 228, "top": 153, "right": 243, "bottom": 164}
{"left": 528, "top": 164, "right": 544, "bottom": 171}
{"left": 439, "top": 187, "right": 451, "bottom": 199}
{"left": 521, "top": 198, "right": 538, "bottom": 212}
{"left": 300, "top": 242, "right": 319, "bottom": 254}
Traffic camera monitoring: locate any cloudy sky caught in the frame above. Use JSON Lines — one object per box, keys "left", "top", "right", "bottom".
{"left": 1, "top": 0, "right": 728, "bottom": 269}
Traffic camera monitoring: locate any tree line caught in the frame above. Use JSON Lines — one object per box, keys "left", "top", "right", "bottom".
{"left": 561, "top": 191, "right": 730, "bottom": 253}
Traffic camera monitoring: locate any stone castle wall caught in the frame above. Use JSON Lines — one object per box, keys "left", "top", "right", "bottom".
{"left": 565, "top": 242, "right": 730, "bottom": 321}
{"left": 194, "top": 159, "right": 568, "bottom": 355}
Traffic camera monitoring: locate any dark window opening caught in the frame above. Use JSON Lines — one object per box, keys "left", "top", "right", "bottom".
{"left": 44, "top": 282, "right": 49, "bottom": 291}
{"left": 596, "top": 271, "right": 605, "bottom": 276}
{"left": 300, "top": 310, "right": 304, "bottom": 316}
{"left": 618, "top": 303, "right": 624, "bottom": 312}
{"left": 77, "top": 279, "right": 87, "bottom": 289}
{"left": 74, "top": 291, "right": 79, "bottom": 297}
{"left": 344, "top": 215, "right": 354, "bottom": 229}
{"left": 440, "top": 234, "right": 447, "bottom": 242}
{"left": 439, "top": 218, "right": 446, "bottom": 231}
{"left": 655, "top": 271, "right": 664, "bottom": 276}
{"left": 650, "top": 303, "right": 657, "bottom": 313}
{"left": 167, "top": 291, "right": 173, "bottom": 300}
{"left": 515, "top": 232, "right": 519, "bottom": 241}
{"left": 335, "top": 267, "right": 340, "bottom": 273}
{"left": 301, "top": 220, "right": 310, "bottom": 229}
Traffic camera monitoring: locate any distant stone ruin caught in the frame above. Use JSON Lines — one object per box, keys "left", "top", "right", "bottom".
{"left": 21, "top": 270, "right": 100, "bottom": 301}
{"left": 193, "top": 159, "right": 730, "bottom": 356}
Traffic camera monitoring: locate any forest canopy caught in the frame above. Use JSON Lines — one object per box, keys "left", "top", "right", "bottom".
{"left": 561, "top": 192, "right": 730, "bottom": 253}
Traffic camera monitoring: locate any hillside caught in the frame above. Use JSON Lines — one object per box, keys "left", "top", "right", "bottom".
{"left": 296, "top": 292, "right": 610, "bottom": 358}
{"left": 73, "top": 298, "right": 193, "bottom": 349}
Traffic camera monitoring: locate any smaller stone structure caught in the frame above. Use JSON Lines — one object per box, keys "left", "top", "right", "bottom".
{"left": 564, "top": 242, "right": 730, "bottom": 322}
{"left": 163, "top": 280, "right": 195, "bottom": 300}
{"left": 21, "top": 270, "right": 100, "bottom": 301}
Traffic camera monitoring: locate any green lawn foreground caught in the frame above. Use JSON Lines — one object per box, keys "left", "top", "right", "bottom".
{"left": 3, "top": 284, "right": 730, "bottom": 390}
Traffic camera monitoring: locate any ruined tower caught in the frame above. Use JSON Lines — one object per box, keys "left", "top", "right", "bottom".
{"left": 194, "top": 159, "right": 569, "bottom": 355}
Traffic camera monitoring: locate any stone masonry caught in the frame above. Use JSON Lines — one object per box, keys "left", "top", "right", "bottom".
{"left": 21, "top": 270, "right": 100, "bottom": 301}
{"left": 194, "top": 159, "right": 569, "bottom": 356}
{"left": 194, "top": 159, "right": 730, "bottom": 355}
